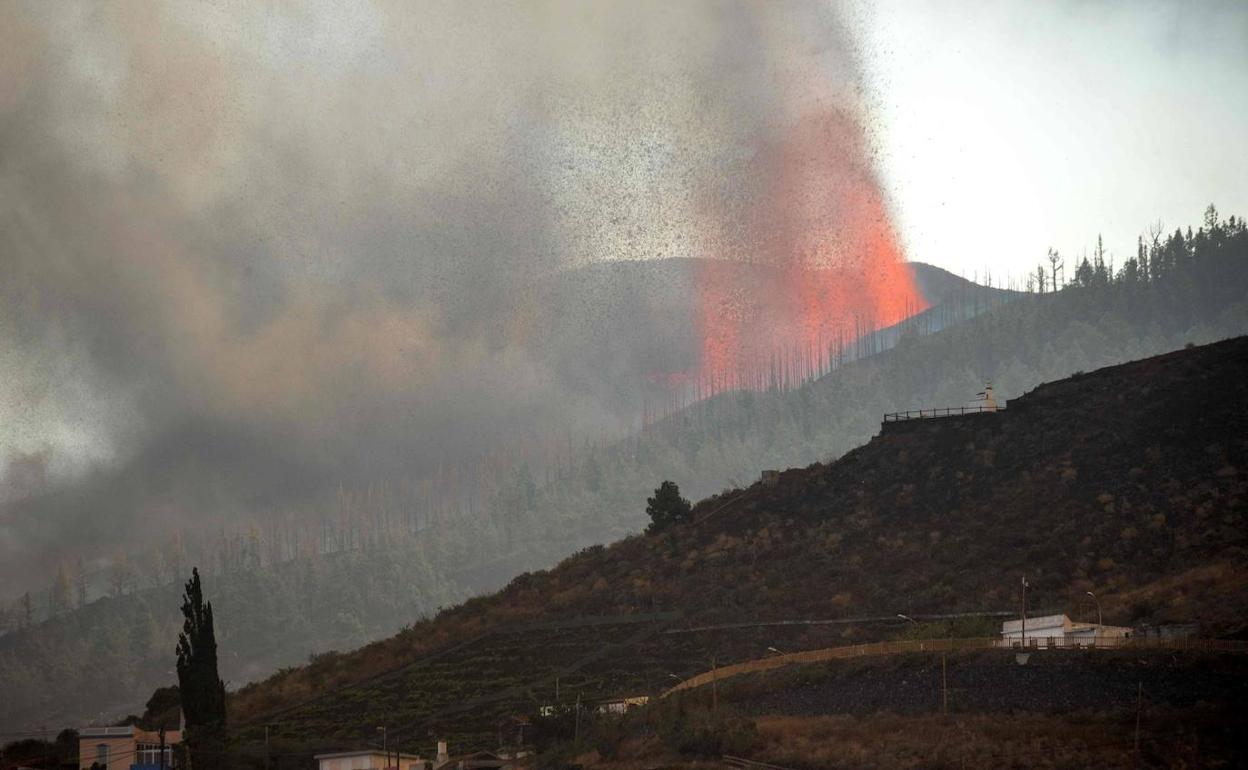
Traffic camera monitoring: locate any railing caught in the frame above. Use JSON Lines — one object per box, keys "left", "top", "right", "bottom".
{"left": 662, "top": 636, "right": 1248, "bottom": 696}
{"left": 79, "top": 726, "right": 135, "bottom": 737}
{"left": 884, "top": 405, "right": 1002, "bottom": 422}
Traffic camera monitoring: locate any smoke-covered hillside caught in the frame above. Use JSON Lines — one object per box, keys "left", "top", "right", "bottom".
{"left": 2, "top": 211, "right": 1245, "bottom": 732}
{"left": 223, "top": 333, "right": 1248, "bottom": 758}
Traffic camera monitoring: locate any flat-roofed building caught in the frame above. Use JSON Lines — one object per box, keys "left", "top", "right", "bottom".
{"left": 1001, "top": 614, "right": 1132, "bottom": 646}
{"left": 78, "top": 725, "right": 181, "bottom": 769}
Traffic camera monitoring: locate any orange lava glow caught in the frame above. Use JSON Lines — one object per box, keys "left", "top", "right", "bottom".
{"left": 693, "top": 110, "right": 927, "bottom": 394}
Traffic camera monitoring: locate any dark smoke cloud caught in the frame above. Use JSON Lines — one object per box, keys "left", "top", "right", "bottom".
{"left": 0, "top": 1, "right": 869, "bottom": 591}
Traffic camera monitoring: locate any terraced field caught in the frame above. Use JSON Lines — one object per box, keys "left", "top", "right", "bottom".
{"left": 237, "top": 613, "right": 947, "bottom": 761}
{"left": 239, "top": 616, "right": 678, "bottom": 757}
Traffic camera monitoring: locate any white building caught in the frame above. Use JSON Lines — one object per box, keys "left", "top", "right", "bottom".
{"left": 1001, "top": 614, "right": 1132, "bottom": 646}
{"left": 595, "top": 695, "right": 650, "bottom": 715}
{"left": 314, "top": 750, "right": 427, "bottom": 770}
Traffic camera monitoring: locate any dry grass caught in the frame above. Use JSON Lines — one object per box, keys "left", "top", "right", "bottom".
{"left": 746, "top": 712, "right": 1239, "bottom": 770}
{"left": 580, "top": 709, "right": 1245, "bottom": 770}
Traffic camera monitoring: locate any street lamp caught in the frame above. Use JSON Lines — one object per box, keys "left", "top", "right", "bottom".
{"left": 1086, "top": 591, "right": 1103, "bottom": 643}
{"left": 897, "top": 614, "right": 919, "bottom": 625}
{"left": 1020, "top": 576, "right": 1030, "bottom": 645}
{"left": 766, "top": 646, "right": 787, "bottom": 656}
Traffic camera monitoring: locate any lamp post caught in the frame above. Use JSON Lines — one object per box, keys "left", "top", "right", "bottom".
{"left": 1020, "top": 576, "right": 1030, "bottom": 645}
{"left": 1086, "top": 591, "right": 1103, "bottom": 644}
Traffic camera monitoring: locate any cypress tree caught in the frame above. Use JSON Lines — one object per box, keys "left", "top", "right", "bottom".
{"left": 175, "top": 568, "right": 227, "bottom": 770}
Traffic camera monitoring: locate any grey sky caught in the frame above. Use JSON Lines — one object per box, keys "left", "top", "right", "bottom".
{"left": 856, "top": 0, "right": 1248, "bottom": 281}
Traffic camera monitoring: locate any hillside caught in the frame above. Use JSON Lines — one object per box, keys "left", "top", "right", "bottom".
{"left": 3, "top": 212, "right": 1247, "bottom": 733}
{"left": 516, "top": 258, "right": 1013, "bottom": 417}
{"left": 227, "top": 336, "right": 1248, "bottom": 761}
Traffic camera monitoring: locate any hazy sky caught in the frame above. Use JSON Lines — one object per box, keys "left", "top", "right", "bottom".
{"left": 856, "top": 0, "right": 1248, "bottom": 282}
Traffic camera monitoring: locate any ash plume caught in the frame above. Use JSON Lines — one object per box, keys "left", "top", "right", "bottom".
{"left": 0, "top": 1, "right": 906, "bottom": 591}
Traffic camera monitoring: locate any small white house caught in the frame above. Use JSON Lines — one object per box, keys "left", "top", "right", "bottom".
{"left": 314, "top": 750, "right": 427, "bottom": 770}
{"left": 595, "top": 695, "right": 650, "bottom": 715}
{"left": 1001, "top": 614, "right": 1132, "bottom": 646}
{"left": 971, "top": 383, "right": 1000, "bottom": 411}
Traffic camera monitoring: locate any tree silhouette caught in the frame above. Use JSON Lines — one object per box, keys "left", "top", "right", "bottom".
{"left": 646, "top": 481, "right": 692, "bottom": 534}
{"left": 176, "top": 568, "right": 227, "bottom": 770}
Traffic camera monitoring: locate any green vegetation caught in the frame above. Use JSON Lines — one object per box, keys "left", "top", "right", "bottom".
{"left": 645, "top": 481, "right": 692, "bottom": 533}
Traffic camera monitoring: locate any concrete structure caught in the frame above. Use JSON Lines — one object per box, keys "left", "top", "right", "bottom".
{"left": 433, "top": 742, "right": 520, "bottom": 770}
{"left": 314, "top": 750, "right": 427, "bottom": 770}
{"left": 973, "top": 383, "right": 1000, "bottom": 411}
{"left": 1001, "top": 614, "right": 1132, "bottom": 646}
{"left": 435, "top": 751, "right": 513, "bottom": 770}
{"left": 78, "top": 725, "right": 181, "bottom": 770}
{"left": 595, "top": 695, "right": 650, "bottom": 715}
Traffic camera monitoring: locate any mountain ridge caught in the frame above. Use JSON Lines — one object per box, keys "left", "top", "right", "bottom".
{"left": 223, "top": 335, "right": 1248, "bottom": 756}
{"left": 3, "top": 218, "right": 1246, "bottom": 732}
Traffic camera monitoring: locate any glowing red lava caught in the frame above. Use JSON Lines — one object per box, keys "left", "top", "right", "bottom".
{"left": 691, "top": 109, "right": 927, "bottom": 395}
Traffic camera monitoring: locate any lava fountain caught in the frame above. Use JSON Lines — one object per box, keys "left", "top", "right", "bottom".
{"left": 693, "top": 107, "right": 927, "bottom": 396}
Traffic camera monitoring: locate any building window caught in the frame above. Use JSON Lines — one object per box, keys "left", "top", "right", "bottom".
{"left": 96, "top": 744, "right": 109, "bottom": 767}
{"left": 136, "top": 743, "right": 173, "bottom": 766}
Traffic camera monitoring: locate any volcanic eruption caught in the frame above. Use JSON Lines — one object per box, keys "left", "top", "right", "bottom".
{"left": 692, "top": 107, "right": 926, "bottom": 396}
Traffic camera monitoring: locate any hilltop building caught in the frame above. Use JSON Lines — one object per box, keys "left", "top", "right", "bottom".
{"left": 975, "top": 383, "right": 999, "bottom": 411}
{"left": 1001, "top": 614, "right": 1132, "bottom": 646}
{"left": 78, "top": 725, "right": 181, "bottom": 769}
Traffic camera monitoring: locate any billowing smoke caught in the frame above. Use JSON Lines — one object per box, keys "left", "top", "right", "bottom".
{"left": 0, "top": 1, "right": 919, "bottom": 591}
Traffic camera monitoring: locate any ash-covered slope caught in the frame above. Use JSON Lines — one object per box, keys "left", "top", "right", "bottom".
{"left": 232, "top": 337, "right": 1248, "bottom": 744}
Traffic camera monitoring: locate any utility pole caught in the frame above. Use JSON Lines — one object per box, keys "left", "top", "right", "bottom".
{"left": 159, "top": 725, "right": 167, "bottom": 770}
{"left": 263, "top": 725, "right": 270, "bottom": 770}
{"left": 941, "top": 654, "right": 948, "bottom": 716}
{"left": 1134, "top": 681, "right": 1143, "bottom": 753}
{"left": 1020, "top": 576, "right": 1029, "bottom": 645}
{"left": 1086, "top": 591, "right": 1103, "bottom": 645}
{"left": 574, "top": 693, "right": 581, "bottom": 743}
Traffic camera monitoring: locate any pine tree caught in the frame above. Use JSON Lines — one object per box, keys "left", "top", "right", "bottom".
{"left": 176, "top": 568, "right": 227, "bottom": 770}
{"left": 645, "top": 480, "right": 692, "bottom": 534}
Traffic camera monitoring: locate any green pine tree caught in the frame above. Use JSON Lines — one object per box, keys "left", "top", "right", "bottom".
{"left": 645, "top": 480, "right": 692, "bottom": 534}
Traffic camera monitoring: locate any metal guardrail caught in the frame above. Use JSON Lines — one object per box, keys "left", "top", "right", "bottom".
{"left": 662, "top": 636, "right": 1248, "bottom": 696}
{"left": 883, "top": 405, "right": 1002, "bottom": 422}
